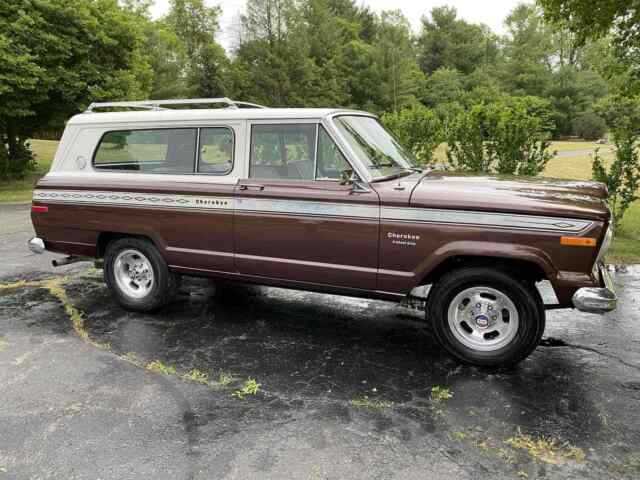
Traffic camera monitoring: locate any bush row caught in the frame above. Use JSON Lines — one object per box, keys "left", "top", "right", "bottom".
{"left": 382, "top": 96, "right": 554, "bottom": 176}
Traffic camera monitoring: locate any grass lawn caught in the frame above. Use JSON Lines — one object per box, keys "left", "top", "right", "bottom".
{"left": 1, "top": 139, "right": 638, "bottom": 262}
{"left": 0, "top": 139, "right": 57, "bottom": 203}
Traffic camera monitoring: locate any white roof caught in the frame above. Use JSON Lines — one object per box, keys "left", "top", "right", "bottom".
{"left": 67, "top": 108, "right": 374, "bottom": 125}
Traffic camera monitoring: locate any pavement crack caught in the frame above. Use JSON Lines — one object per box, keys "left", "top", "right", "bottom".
{"left": 540, "top": 337, "right": 640, "bottom": 371}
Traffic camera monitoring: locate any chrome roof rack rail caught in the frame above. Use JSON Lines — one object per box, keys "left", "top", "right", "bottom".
{"left": 84, "top": 98, "right": 268, "bottom": 113}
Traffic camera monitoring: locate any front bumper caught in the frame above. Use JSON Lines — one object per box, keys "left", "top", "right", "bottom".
{"left": 572, "top": 264, "right": 617, "bottom": 314}
{"left": 28, "top": 237, "right": 45, "bottom": 254}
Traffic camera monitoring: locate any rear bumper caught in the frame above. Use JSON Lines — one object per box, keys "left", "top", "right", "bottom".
{"left": 28, "top": 237, "right": 45, "bottom": 254}
{"left": 572, "top": 264, "right": 617, "bottom": 314}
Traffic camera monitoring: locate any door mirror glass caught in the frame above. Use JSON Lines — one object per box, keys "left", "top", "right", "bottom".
{"left": 339, "top": 168, "right": 354, "bottom": 185}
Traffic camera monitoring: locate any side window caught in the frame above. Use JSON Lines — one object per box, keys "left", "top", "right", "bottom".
{"left": 93, "top": 129, "right": 196, "bottom": 174}
{"left": 316, "top": 125, "right": 350, "bottom": 180}
{"left": 250, "top": 124, "right": 316, "bottom": 180}
{"left": 198, "top": 128, "right": 234, "bottom": 174}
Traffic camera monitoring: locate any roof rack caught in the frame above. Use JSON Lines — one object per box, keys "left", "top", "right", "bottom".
{"left": 84, "top": 98, "right": 268, "bottom": 113}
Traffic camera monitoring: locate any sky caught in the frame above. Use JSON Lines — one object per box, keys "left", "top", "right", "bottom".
{"left": 150, "top": 0, "right": 529, "bottom": 51}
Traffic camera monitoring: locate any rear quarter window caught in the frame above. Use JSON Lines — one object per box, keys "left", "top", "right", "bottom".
{"left": 93, "top": 129, "right": 197, "bottom": 174}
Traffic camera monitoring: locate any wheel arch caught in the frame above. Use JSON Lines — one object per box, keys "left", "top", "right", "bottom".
{"left": 96, "top": 231, "right": 163, "bottom": 258}
{"left": 419, "top": 255, "right": 549, "bottom": 287}
{"left": 414, "top": 241, "right": 557, "bottom": 289}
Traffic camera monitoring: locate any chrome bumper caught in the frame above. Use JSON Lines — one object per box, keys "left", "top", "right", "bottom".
{"left": 28, "top": 237, "right": 45, "bottom": 254}
{"left": 572, "top": 264, "right": 617, "bottom": 314}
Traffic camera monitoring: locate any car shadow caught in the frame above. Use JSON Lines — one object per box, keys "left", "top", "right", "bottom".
{"left": 59, "top": 275, "right": 613, "bottom": 447}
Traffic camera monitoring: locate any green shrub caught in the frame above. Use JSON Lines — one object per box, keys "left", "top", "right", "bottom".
{"left": 0, "top": 139, "right": 35, "bottom": 179}
{"left": 592, "top": 96, "right": 640, "bottom": 224}
{"left": 445, "top": 104, "right": 493, "bottom": 172}
{"left": 488, "top": 99, "right": 554, "bottom": 176}
{"left": 573, "top": 110, "right": 607, "bottom": 140}
{"left": 382, "top": 105, "right": 443, "bottom": 164}
{"left": 446, "top": 96, "right": 554, "bottom": 176}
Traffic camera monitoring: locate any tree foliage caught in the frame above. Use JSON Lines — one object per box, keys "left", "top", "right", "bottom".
{"left": 539, "top": 0, "right": 640, "bottom": 47}
{"left": 0, "top": 0, "right": 152, "bottom": 177}
{"left": 417, "top": 6, "right": 498, "bottom": 75}
{"left": 1, "top": 0, "right": 638, "bottom": 182}
{"left": 446, "top": 97, "right": 554, "bottom": 176}
{"left": 381, "top": 105, "right": 443, "bottom": 164}
{"left": 592, "top": 95, "right": 640, "bottom": 224}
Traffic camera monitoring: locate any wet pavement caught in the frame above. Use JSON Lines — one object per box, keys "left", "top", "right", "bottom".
{"left": 1, "top": 204, "right": 639, "bottom": 479}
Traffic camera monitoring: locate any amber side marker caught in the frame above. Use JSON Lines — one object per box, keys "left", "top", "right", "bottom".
{"left": 560, "top": 236, "right": 597, "bottom": 247}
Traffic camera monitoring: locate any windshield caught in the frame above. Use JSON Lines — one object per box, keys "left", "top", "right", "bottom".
{"left": 333, "top": 115, "right": 417, "bottom": 179}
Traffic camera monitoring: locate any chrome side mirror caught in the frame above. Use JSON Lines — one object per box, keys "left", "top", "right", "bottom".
{"left": 339, "top": 169, "right": 354, "bottom": 185}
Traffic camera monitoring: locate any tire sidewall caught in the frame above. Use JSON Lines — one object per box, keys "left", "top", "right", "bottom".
{"left": 104, "top": 238, "right": 171, "bottom": 312}
{"left": 428, "top": 268, "right": 545, "bottom": 366}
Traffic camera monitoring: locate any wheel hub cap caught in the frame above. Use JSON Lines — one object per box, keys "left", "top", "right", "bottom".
{"left": 113, "top": 249, "right": 155, "bottom": 300}
{"left": 475, "top": 314, "right": 490, "bottom": 329}
{"left": 447, "top": 286, "right": 520, "bottom": 352}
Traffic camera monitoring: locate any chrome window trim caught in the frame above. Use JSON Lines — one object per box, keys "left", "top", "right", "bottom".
{"left": 91, "top": 125, "right": 236, "bottom": 176}
{"left": 246, "top": 119, "right": 362, "bottom": 183}
{"left": 196, "top": 126, "right": 235, "bottom": 176}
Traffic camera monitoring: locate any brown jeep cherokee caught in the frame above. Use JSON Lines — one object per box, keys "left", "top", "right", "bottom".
{"left": 28, "top": 98, "right": 617, "bottom": 366}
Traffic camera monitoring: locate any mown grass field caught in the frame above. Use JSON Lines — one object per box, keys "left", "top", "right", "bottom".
{"left": 0, "top": 139, "right": 57, "bottom": 203}
{"left": 1, "top": 139, "right": 638, "bottom": 262}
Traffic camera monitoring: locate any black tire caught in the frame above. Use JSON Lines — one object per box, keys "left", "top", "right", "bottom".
{"left": 104, "top": 237, "right": 178, "bottom": 312}
{"left": 426, "top": 267, "right": 545, "bottom": 367}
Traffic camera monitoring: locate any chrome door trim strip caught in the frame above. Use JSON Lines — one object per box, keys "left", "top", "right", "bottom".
{"left": 235, "top": 252, "right": 378, "bottom": 274}
{"left": 235, "top": 197, "right": 379, "bottom": 219}
{"left": 33, "top": 189, "right": 233, "bottom": 211}
{"left": 34, "top": 188, "right": 593, "bottom": 233}
{"left": 381, "top": 206, "right": 592, "bottom": 233}
{"left": 166, "top": 246, "right": 234, "bottom": 257}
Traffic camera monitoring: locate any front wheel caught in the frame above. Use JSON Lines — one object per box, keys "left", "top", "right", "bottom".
{"left": 426, "top": 267, "right": 545, "bottom": 367}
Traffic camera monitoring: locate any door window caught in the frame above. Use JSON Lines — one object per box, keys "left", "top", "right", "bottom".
{"left": 250, "top": 124, "right": 316, "bottom": 180}
{"left": 316, "top": 125, "right": 350, "bottom": 180}
{"left": 198, "top": 128, "right": 234, "bottom": 174}
{"left": 93, "top": 129, "right": 197, "bottom": 173}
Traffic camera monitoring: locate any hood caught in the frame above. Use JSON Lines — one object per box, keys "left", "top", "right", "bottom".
{"left": 408, "top": 172, "right": 610, "bottom": 221}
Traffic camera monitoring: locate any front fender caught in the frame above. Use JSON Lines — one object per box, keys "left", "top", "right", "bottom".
{"left": 414, "top": 240, "right": 557, "bottom": 283}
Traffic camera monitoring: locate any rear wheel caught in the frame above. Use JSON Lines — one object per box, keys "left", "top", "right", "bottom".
{"left": 104, "top": 237, "right": 178, "bottom": 312}
{"left": 426, "top": 267, "right": 545, "bottom": 366}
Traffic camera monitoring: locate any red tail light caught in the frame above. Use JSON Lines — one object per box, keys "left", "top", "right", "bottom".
{"left": 31, "top": 205, "right": 49, "bottom": 213}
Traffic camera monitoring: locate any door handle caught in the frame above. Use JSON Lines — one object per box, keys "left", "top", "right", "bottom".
{"left": 239, "top": 184, "right": 265, "bottom": 191}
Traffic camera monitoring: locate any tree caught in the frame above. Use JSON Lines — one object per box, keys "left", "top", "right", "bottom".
{"left": 500, "top": 4, "right": 554, "bottom": 98}
{"left": 374, "top": 10, "right": 424, "bottom": 112}
{"left": 165, "top": 0, "right": 229, "bottom": 97}
{"left": 421, "top": 67, "right": 465, "bottom": 108}
{"left": 0, "top": 0, "right": 152, "bottom": 178}
{"left": 539, "top": 0, "right": 640, "bottom": 48}
{"left": 231, "top": 0, "right": 331, "bottom": 106}
{"left": 336, "top": 39, "right": 384, "bottom": 111}
{"left": 417, "top": 6, "right": 498, "bottom": 75}
{"left": 592, "top": 95, "right": 640, "bottom": 224}
{"left": 573, "top": 110, "right": 607, "bottom": 139}
{"left": 144, "top": 21, "right": 190, "bottom": 99}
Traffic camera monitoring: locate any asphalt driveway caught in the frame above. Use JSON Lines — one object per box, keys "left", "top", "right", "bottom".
{"left": 0, "top": 203, "right": 639, "bottom": 479}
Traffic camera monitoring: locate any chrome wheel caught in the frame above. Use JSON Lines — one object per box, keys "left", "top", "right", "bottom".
{"left": 447, "top": 286, "right": 519, "bottom": 352}
{"left": 113, "top": 249, "right": 155, "bottom": 300}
